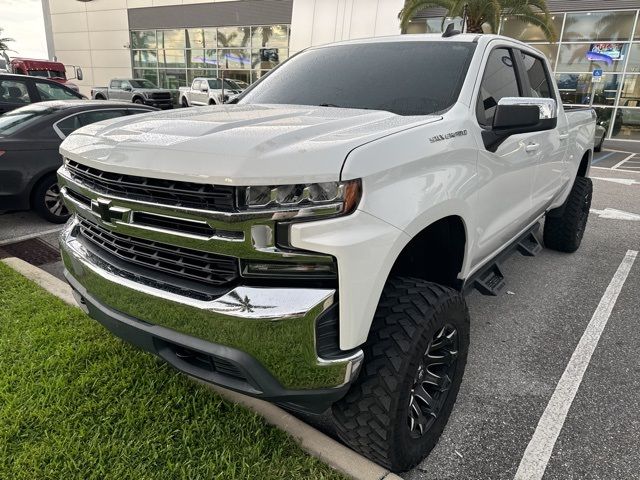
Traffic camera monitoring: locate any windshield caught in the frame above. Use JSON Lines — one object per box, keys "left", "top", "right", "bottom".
{"left": 0, "top": 104, "right": 58, "bottom": 136}
{"left": 129, "top": 79, "right": 158, "bottom": 89}
{"left": 239, "top": 41, "right": 476, "bottom": 116}
{"left": 29, "top": 70, "right": 66, "bottom": 79}
{"left": 223, "top": 79, "right": 241, "bottom": 90}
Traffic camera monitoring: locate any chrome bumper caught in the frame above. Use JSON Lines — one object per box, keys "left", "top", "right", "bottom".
{"left": 60, "top": 217, "right": 363, "bottom": 393}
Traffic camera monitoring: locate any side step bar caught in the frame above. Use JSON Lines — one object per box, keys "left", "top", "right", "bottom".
{"left": 463, "top": 223, "right": 542, "bottom": 296}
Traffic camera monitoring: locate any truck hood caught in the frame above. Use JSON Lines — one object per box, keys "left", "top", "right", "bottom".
{"left": 60, "top": 104, "right": 441, "bottom": 185}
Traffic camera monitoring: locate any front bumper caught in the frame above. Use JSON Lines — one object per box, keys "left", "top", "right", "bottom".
{"left": 60, "top": 218, "right": 363, "bottom": 413}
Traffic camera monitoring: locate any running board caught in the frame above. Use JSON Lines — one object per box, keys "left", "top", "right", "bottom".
{"left": 463, "top": 223, "right": 542, "bottom": 296}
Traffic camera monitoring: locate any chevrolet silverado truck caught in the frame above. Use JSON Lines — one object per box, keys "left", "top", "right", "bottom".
{"left": 57, "top": 34, "right": 595, "bottom": 471}
{"left": 178, "top": 77, "right": 244, "bottom": 107}
{"left": 92, "top": 79, "right": 173, "bottom": 109}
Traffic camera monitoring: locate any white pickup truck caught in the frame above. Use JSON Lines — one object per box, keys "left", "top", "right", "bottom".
{"left": 178, "top": 77, "right": 244, "bottom": 107}
{"left": 57, "top": 33, "right": 595, "bottom": 471}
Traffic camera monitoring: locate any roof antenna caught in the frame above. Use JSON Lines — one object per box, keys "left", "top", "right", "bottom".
{"left": 442, "top": 23, "right": 460, "bottom": 37}
{"left": 462, "top": 3, "right": 468, "bottom": 33}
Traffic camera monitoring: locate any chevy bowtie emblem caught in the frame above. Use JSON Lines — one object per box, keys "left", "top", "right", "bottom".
{"left": 91, "top": 198, "right": 126, "bottom": 223}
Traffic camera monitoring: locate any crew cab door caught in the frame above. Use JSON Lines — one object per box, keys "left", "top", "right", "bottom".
{"left": 191, "top": 80, "right": 207, "bottom": 105}
{"left": 471, "top": 46, "right": 539, "bottom": 265}
{"left": 516, "top": 50, "right": 567, "bottom": 210}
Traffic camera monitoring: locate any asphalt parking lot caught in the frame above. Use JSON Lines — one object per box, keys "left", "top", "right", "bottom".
{"left": 0, "top": 144, "right": 638, "bottom": 479}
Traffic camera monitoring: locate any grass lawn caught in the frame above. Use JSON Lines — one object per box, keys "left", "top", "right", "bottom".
{"left": 0, "top": 262, "right": 344, "bottom": 480}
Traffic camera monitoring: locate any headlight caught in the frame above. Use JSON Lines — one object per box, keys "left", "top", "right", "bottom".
{"left": 239, "top": 179, "right": 361, "bottom": 216}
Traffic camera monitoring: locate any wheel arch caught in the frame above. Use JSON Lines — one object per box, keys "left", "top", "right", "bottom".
{"left": 577, "top": 149, "right": 592, "bottom": 177}
{"left": 389, "top": 215, "right": 468, "bottom": 291}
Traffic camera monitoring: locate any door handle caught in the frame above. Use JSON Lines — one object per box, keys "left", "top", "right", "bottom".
{"left": 525, "top": 142, "right": 540, "bottom": 153}
{"left": 559, "top": 132, "right": 569, "bottom": 140}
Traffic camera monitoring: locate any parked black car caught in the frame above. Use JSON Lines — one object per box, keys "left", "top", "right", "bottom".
{"left": 0, "top": 73, "right": 85, "bottom": 114}
{"left": 0, "top": 100, "right": 157, "bottom": 222}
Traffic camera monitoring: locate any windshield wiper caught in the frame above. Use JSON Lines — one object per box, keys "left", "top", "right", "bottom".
{"left": 318, "top": 103, "right": 342, "bottom": 108}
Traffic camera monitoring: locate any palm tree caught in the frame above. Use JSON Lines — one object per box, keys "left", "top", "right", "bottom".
{"left": 398, "top": 0, "right": 557, "bottom": 42}
{"left": 0, "top": 27, "right": 15, "bottom": 53}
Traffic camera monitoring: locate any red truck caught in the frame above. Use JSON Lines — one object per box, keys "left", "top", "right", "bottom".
{"left": 10, "top": 58, "right": 83, "bottom": 93}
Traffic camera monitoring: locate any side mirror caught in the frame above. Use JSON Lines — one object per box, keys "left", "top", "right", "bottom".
{"left": 483, "top": 97, "right": 558, "bottom": 151}
{"left": 123, "top": 85, "right": 132, "bottom": 92}
{"left": 201, "top": 87, "right": 208, "bottom": 92}
{"left": 76, "top": 67, "right": 83, "bottom": 81}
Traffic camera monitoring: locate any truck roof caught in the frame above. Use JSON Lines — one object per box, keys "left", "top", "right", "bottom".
{"left": 311, "top": 33, "right": 532, "bottom": 50}
{"left": 10, "top": 57, "right": 66, "bottom": 70}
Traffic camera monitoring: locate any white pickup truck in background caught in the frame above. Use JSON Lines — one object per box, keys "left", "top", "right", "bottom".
{"left": 58, "top": 33, "right": 595, "bottom": 472}
{"left": 178, "top": 77, "right": 245, "bottom": 107}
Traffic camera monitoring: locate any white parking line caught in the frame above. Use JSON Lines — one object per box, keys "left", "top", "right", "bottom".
{"left": 602, "top": 148, "right": 635, "bottom": 154}
{"left": 514, "top": 250, "right": 638, "bottom": 480}
{"left": 592, "top": 166, "right": 640, "bottom": 174}
{"left": 0, "top": 227, "right": 63, "bottom": 247}
{"left": 612, "top": 153, "right": 636, "bottom": 170}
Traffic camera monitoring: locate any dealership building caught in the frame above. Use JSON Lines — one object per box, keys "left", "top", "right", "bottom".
{"left": 43, "top": 0, "right": 640, "bottom": 141}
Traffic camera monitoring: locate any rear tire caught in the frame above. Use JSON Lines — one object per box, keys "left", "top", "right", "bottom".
{"left": 95, "top": 94, "right": 106, "bottom": 100}
{"left": 32, "top": 174, "right": 70, "bottom": 224}
{"left": 332, "top": 277, "right": 469, "bottom": 472}
{"left": 544, "top": 176, "right": 593, "bottom": 253}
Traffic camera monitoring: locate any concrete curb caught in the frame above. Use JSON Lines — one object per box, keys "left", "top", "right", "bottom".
{"left": 2, "top": 256, "right": 404, "bottom": 480}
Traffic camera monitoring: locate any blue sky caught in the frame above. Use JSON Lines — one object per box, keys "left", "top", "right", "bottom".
{"left": 1, "top": 0, "right": 48, "bottom": 58}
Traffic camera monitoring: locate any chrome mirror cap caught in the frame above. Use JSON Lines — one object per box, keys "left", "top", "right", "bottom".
{"left": 498, "top": 97, "right": 557, "bottom": 120}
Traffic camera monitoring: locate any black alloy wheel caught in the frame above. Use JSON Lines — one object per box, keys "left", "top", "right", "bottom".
{"left": 408, "top": 324, "right": 459, "bottom": 438}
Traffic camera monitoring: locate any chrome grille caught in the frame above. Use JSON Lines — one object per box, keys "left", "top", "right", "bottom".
{"left": 77, "top": 217, "right": 239, "bottom": 287}
{"left": 66, "top": 160, "right": 236, "bottom": 211}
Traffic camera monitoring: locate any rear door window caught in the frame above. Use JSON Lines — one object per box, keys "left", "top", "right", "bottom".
{"left": 55, "top": 109, "right": 128, "bottom": 138}
{"left": 476, "top": 48, "right": 521, "bottom": 126}
{"left": 0, "top": 79, "right": 32, "bottom": 106}
{"left": 34, "top": 80, "right": 80, "bottom": 101}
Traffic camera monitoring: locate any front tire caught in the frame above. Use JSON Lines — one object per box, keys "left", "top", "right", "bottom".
{"left": 133, "top": 98, "right": 144, "bottom": 105}
{"left": 181, "top": 97, "right": 189, "bottom": 108}
{"left": 544, "top": 176, "right": 593, "bottom": 253}
{"left": 32, "top": 174, "right": 70, "bottom": 224}
{"left": 332, "top": 278, "right": 469, "bottom": 472}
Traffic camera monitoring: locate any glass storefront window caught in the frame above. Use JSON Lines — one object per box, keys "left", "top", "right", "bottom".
{"left": 186, "top": 50, "right": 218, "bottom": 69}
{"left": 131, "top": 30, "right": 156, "bottom": 49}
{"left": 217, "top": 27, "right": 251, "bottom": 47}
{"left": 624, "top": 44, "right": 640, "bottom": 73}
{"left": 158, "top": 29, "right": 186, "bottom": 49}
{"left": 220, "top": 69, "right": 251, "bottom": 85}
{"left": 187, "top": 69, "right": 217, "bottom": 83}
{"left": 159, "top": 69, "right": 187, "bottom": 89}
{"left": 133, "top": 69, "right": 159, "bottom": 86}
{"left": 132, "top": 50, "right": 157, "bottom": 68}
{"left": 563, "top": 11, "right": 635, "bottom": 42}
{"left": 252, "top": 25, "right": 289, "bottom": 47}
{"left": 612, "top": 107, "right": 640, "bottom": 140}
{"left": 500, "top": 14, "right": 563, "bottom": 42}
{"left": 252, "top": 48, "right": 288, "bottom": 69}
{"left": 131, "top": 25, "right": 290, "bottom": 91}
{"left": 619, "top": 74, "right": 640, "bottom": 107}
{"left": 158, "top": 49, "right": 186, "bottom": 68}
{"left": 218, "top": 49, "right": 251, "bottom": 69}
{"left": 186, "top": 29, "right": 206, "bottom": 49}
{"left": 556, "top": 73, "right": 621, "bottom": 105}
{"left": 557, "top": 43, "right": 627, "bottom": 73}
{"left": 530, "top": 44, "right": 558, "bottom": 69}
